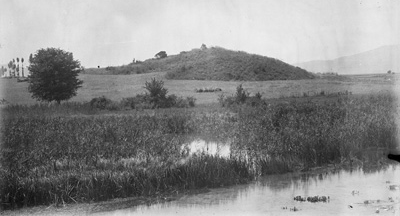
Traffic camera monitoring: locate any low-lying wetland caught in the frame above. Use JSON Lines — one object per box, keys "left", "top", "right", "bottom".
{"left": 0, "top": 91, "right": 399, "bottom": 214}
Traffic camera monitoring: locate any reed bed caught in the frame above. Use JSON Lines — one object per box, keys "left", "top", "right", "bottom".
{"left": 0, "top": 93, "right": 398, "bottom": 209}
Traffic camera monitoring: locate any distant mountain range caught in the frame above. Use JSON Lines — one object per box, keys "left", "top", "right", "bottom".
{"left": 295, "top": 45, "right": 400, "bottom": 75}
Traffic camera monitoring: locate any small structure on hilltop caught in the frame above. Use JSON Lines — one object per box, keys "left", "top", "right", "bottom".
{"left": 155, "top": 51, "right": 167, "bottom": 59}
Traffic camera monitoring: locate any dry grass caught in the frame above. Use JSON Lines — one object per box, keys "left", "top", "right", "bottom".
{"left": 0, "top": 72, "right": 398, "bottom": 106}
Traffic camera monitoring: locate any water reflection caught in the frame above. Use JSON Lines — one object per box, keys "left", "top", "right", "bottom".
{"left": 95, "top": 165, "right": 400, "bottom": 216}
{"left": 183, "top": 138, "right": 231, "bottom": 158}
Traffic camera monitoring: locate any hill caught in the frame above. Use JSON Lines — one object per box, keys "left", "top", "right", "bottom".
{"left": 295, "top": 45, "right": 400, "bottom": 75}
{"left": 84, "top": 46, "right": 314, "bottom": 81}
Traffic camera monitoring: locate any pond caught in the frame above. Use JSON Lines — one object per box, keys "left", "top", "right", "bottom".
{"left": 183, "top": 138, "right": 231, "bottom": 158}
{"left": 94, "top": 164, "right": 400, "bottom": 216}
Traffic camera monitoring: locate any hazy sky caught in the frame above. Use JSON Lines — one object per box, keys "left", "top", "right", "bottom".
{"left": 1, "top": 0, "right": 399, "bottom": 68}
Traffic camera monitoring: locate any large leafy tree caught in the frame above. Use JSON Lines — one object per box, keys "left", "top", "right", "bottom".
{"left": 28, "top": 48, "right": 84, "bottom": 104}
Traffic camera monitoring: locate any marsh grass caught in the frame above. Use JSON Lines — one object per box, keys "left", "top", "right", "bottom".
{"left": 0, "top": 93, "right": 397, "bottom": 209}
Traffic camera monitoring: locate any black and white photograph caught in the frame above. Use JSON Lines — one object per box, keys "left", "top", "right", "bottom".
{"left": 0, "top": 0, "right": 400, "bottom": 215}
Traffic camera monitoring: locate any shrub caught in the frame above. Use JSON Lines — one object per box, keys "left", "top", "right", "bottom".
{"left": 90, "top": 96, "right": 114, "bottom": 110}
{"left": 218, "top": 85, "right": 251, "bottom": 108}
{"left": 144, "top": 78, "right": 168, "bottom": 107}
{"left": 187, "top": 96, "right": 196, "bottom": 107}
{"left": 255, "top": 92, "right": 262, "bottom": 99}
{"left": 245, "top": 96, "right": 264, "bottom": 107}
{"left": 235, "top": 84, "right": 249, "bottom": 103}
{"left": 120, "top": 97, "right": 137, "bottom": 109}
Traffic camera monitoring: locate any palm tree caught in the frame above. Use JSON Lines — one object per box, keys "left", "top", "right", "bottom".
{"left": 13, "top": 64, "right": 16, "bottom": 78}
{"left": 29, "top": 53, "right": 33, "bottom": 63}
{"left": 8, "top": 61, "right": 12, "bottom": 77}
{"left": 12, "top": 59, "right": 15, "bottom": 77}
{"left": 16, "top": 58, "right": 20, "bottom": 77}
{"left": 21, "top": 58, "right": 24, "bottom": 77}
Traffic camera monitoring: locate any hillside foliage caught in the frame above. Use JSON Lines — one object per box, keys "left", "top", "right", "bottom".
{"left": 85, "top": 47, "right": 314, "bottom": 81}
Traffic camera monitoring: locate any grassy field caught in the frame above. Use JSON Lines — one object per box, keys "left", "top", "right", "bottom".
{"left": 0, "top": 72, "right": 398, "bottom": 106}
{"left": 0, "top": 72, "right": 399, "bottom": 210}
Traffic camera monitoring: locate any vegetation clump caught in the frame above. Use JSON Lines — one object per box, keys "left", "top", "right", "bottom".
{"left": 28, "top": 48, "right": 84, "bottom": 104}
{"left": 90, "top": 78, "right": 196, "bottom": 111}
{"left": 218, "top": 84, "right": 264, "bottom": 107}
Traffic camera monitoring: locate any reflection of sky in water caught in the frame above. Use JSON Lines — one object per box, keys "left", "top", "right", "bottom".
{"left": 184, "top": 139, "right": 231, "bottom": 158}
{"left": 95, "top": 165, "right": 400, "bottom": 216}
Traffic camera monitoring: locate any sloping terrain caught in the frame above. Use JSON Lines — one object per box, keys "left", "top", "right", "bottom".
{"left": 296, "top": 45, "right": 400, "bottom": 75}
{"left": 84, "top": 46, "right": 314, "bottom": 81}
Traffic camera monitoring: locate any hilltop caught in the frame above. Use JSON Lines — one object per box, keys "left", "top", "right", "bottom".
{"left": 84, "top": 46, "right": 314, "bottom": 81}
{"left": 296, "top": 45, "right": 400, "bottom": 75}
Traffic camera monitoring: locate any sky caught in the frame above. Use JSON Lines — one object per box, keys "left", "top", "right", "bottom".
{"left": 1, "top": 0, "right": 399, "bottom": 68}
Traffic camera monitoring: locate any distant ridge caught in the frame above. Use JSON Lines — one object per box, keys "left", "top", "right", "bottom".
{"left": 295, "top": 45, "right": 400, "bottom": 75}
{"left": 86, "top": 46, "right": 314, "bottom": 81}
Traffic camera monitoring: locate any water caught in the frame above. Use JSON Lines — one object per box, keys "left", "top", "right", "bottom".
{"left": 94, "top": 165, "right": 400, "bottom": 216}
{"left": 182, "top": 138, "right": 231, "bottom": 158}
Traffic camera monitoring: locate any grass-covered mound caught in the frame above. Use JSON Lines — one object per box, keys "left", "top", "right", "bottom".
{"left": 165, "top": 47, "right": 314, "bottom": 81}
{"left": 84, "top": 47, "right": 314, "bottom": 81}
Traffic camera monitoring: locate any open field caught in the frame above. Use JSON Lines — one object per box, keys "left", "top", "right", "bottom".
{"left": 1, "top": 72, "right": 399, "bottom": 106}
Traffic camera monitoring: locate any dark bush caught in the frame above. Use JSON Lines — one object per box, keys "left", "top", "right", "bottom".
{"left": 144, "top": 78, "right": 168, "bottom": 107}
{"left": 235, "top": 84, "right": 249, "bottom": 103}
{"left": 90, "top": 96, "right": 115, "bottom": 110}
{"left": 187, "top": 96, "right": 196, "bottom": 107}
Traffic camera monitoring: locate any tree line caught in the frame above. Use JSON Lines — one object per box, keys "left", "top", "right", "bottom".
{"left": 2, "top": 54, "right": 35, "bottom": 78}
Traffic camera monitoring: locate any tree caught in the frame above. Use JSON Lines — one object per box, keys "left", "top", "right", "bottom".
{"left": 7, "top": 61, "right": 12, "bottom": 77}
{"left": 21, "top": 58, "right": 24, "bottom": 77}
{"left": 235, "top": 84, "right": 249, "bottom": 104}
{"left": 155, "top": 51, "right": 167, "bottom": 59}
{"left": 144, "top": 78, "right": 168, "bottom": 106}
{"left": 201, "top": 44, "right": 207, "bottom": 50}
{"left": 12, "top": 59, "right": 15, "bottom": 77}
{"left": 16, "top": 58, "right": 20, "bottom": 77}
{"left": 29, "top": 53, "right": 33, "bottom": 63}
{"left": 388, "top": 70, "right": 392, "bottom": 74}
{"left": 12, "top": 64, "right": 16, "bottom": 77}
{"left": 28, "top": 48, "right": 84, "bottom": 104}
